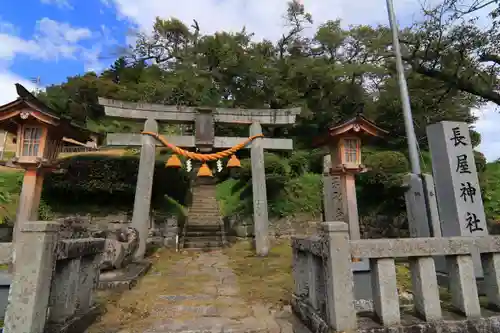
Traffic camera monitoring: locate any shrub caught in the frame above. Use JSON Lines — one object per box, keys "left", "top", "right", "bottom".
{"left": 43, "top": 154, "right": 190, "bottom": 211}
{"left": 270, "top": 173, "right": 322, "bottom": 217}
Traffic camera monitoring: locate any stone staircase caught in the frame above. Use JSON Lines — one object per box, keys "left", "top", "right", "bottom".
{"left": 182, "top": 184, "right": 226, "bottom": 250}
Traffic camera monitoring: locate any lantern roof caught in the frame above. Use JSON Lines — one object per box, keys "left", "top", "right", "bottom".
{"left": 0, "top": 84, "right": 101, "bottom": 144}
{"left": 313, "top": 114, "right": 388, "bottom": 147}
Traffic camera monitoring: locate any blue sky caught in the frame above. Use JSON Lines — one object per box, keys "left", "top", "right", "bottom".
{"left": 0, "top": 0, "right": 498, "bottom": 161}
{"left": 0, "top": 0, "right": 132, "bottom": 86}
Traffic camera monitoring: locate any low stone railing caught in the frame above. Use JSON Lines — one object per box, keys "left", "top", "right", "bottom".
{"left": 2, "top": 222, "right": 105, "bottom": 333}
{"left": 291, "top": 221, "right": 500, "bottom": 333}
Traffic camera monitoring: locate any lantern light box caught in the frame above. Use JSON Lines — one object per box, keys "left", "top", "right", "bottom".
{"left": 319, "top": 114, "right": 388, "bottom": 173}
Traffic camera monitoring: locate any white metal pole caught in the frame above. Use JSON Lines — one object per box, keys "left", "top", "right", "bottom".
{"left": 386, "top": 0, "right": 422, "bottom": 174}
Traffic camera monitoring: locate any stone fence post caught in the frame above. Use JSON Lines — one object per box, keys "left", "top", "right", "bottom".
{"left": 4, "top": 222, "right": 60, "bottom": 333}
{"left": 321, "top": 221, "right": 357, "bottom": 332}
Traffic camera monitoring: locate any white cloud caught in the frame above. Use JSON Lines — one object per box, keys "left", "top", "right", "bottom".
{"left": 106, "top": 0, "right": 428, "bottom": 41}
{"left": 40, "top": 0, "right": 73, "bottom": 10}
{"left": 472, "top": 104, "right": 500, "bottom": 162}
{"left": 0, "top": 17, "right": 94, "bottom": 106}
{"left": 0, "top": 70, "right": 39, "bottom": 105}
{"left": 83, "top": 25, "right": 119, "bottom": 72}
{"left": 0, "top": 18, "right": 92, "bottom": 63}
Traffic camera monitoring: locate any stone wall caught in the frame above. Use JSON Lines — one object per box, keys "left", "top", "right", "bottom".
{"left": 53, "top": 211, "right": 182, "bottom": 249}
{"left": 224, "top": 213, "right": 321, "bottom": 239}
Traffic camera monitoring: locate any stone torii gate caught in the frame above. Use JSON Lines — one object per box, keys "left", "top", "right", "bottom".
{"left": 98, "top": 98, "right": 301, "bottom": 257}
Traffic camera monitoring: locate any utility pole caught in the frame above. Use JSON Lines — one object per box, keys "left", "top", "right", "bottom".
{"left": 385, "top": 0, "right": 421, "bottom": 174}
{"left": 385, "top": 0, "right": 440, "bottom": 239}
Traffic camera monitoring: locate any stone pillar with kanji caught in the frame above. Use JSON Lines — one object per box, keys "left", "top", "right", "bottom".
{"left": 427, "top": 121, "right": 488, "bottom": 279}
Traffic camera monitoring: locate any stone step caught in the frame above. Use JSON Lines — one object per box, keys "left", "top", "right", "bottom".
{"left": 190, "top": 201, "right": 219, "bottom": 207}
{"left": 190, "top": 208, "right": 217, "bottom": 211}
{"left": 183, "top": 240, "right": 224, "bottom": 248}
{"left": 180, "top": 246, "right": 224, "bottom": 252}
{"left": 188, "top": 215, "right": 221, "bottom": 220}
{"left": 192, "top": 191, "right": 217, "bottom": 196}
{"left": 186, "top": 230, "right": 225, "bottom": 237}
{"left": 184, "top": 235, "right": 223, "bottom": 242}
{"left": 190, "top": 202, "right": 219, "bottom": 207}
{"left": 190, "top": 203, "right": 218, "bottom": 208}
{"left": 188, "top": 214, "right": 220, "bottom": 219}
{"left": 188, "top": 211, "right": 219, "bottom": 216}
{"left": 188, "top": 211, "right": 220, "bottom": 216}
{"left": 186, "top": 223, "right": 221, "bottom": 229}
{"left": 188, "top": 220, "right": 220, "bottom": 224}
{"left": 188, "top": 209, "right": 219, "bottom": 214}
{"left": 192, "top": 186, "right": 217, "bottom": 191}
{"left": 191, "top": 196, "right": 217, "bottom": 201}
{"left": 192, "top": 189, "right": 217, "bottom": 193}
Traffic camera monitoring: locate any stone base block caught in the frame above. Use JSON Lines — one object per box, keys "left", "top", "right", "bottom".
{"left": 45, "top": 304, "right": 102, "bottom": 333}
{"left": 356, "top": 316, "right": 500, "bottom": 333}
{"left": 163, "top": 236, "right": 178, "bottom": 248}
{"left": 98, "top": 261, "right": 151, "bottom": 291}
{"left": 291, "top": 294, "right": 329, "bottom": 333}
{"left": 294, "top": 292, "right": 500, "bottom": 333}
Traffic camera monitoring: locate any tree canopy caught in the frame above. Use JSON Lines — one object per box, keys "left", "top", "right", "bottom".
{"left": 37, "top": 0, "right": 491, "bottom": 150}
{"left": 401, "top": 0, "right": 499, "bottom": 105}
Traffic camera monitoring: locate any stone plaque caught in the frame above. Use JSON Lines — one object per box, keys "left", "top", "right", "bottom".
{"left": 323, "top": 175, "right": 345, "bottom": 222}
{"left": 195, "top": 109, "right": 215, "bottom": 149}
{"left": 427, "top": 121, "right": 488, "bottom": 277}
{"left": 427, "top": 121, "right": 488, "bottom": 237}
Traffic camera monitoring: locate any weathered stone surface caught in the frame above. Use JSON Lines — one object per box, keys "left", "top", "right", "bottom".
{"left": 121, "top": 227, "right": 139, "bottom": 262}
{"left": 410, "top": 256, "right": 442, "bottom": 321}
{"left": 0, "top": 242, "right": 12, "bottom": 265}
{"left": 56, "top": 238, "right": 105, "bottom": 260}
{"left": 350, "top": 235, "right": 500, "bottom": 259}
{"left": 356, "top": 316, "right": 500, "bottom": 333}
{"left": 226, "top": 214, "right": 320, "bottom": 239}
{"left": 250, "top": 122, "right": 269, "bottom": 257}
{"left": 371, "top": 258, "right": 400, "bottom": 326}
{"left": 4, "top": 221, "right": 105, "bottom": 333}
{"left": 131, "top": 118, "right": 158, "bottom": 260}
{"left": 98, "top": 261, "right": 151, "bottom": 290}
{"left": 291, "top": 236, "right": 324, "bottom": 258}
{"left": 89, "top": 249, "right": 309, "bottom": 333}
{"left": 58, "top": 216, "right": 92, "bottom": 239}
{"left": 4, "top": 222, "right": 59, "bottom": 333}
{"left": 100, "top": 239, "right": 126, "bottom": 270}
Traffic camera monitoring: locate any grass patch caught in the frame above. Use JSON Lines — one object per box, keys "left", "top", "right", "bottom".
{"left": 224, "top": 240, "right": 293, "bottom": 308}
{"left": 216, "top": 178, "right": 245, "bottom": 217}
{"left": 0, "top": 170, "right": 23, "bottom": 223}
{"left": 224, "top": 241, "right": 494, "bottom": 314}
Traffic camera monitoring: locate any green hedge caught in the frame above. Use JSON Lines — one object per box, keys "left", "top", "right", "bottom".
{"left": 43, "top": 155, "right": 190, "bottom": 211}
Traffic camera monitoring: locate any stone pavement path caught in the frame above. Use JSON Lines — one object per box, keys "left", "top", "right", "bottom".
{"left": 90, "top": 250, "right": 309, "bottom": 333}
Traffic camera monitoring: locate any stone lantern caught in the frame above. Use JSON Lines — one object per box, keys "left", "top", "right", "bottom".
{"left": 314, "top": 114, "right": 387, "bottom": 306}
{"left": 0, "top": 84, "right": 99, "bottom": 241}
{"left": 315, "top": 114, "right": 388, "bottom": 240}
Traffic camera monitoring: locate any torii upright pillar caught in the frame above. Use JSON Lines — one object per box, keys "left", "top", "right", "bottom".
{"left": 131, "top": 118, "right": 158, "bottom": 260}
{"left": 250, "top": 122, "right": 269, "bottom": 256}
